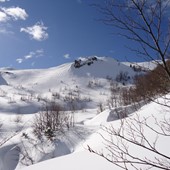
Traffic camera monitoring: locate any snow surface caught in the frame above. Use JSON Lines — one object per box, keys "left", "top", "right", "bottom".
{"left": 23, "top": 98, "right": 170, "bottom": 170}
{"left": 123, "top": 60, "right": 161, "bottom": 71}
{"left": 0, "top": 56, "right": 168, "bottom": 170}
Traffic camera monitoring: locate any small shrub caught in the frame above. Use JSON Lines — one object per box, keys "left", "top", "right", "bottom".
{"left": 33, "top": 101, "right": 72, "bottom": 140}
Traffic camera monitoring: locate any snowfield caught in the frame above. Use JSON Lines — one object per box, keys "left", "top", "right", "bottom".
{"left": 0, "top": 56, "right": 169, "bottom": 170}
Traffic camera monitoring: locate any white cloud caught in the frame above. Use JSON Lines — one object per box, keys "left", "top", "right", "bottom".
{"left": 16, "top": 58, "right": 23, "bottom": 64}
{"left": 0, "top": 6, "right": 28, "bottom": 35}
{"left": 20, "top": 22, "right": 48, "bottom": 41}
{"left": 1, "top": 6, "right": 28, "bottom": 21}
{"left": 63, "top": 53, "right": 70, "bottom": 59}
{"left": 0, "top": 11, "right": 8, "bottom": 22}
{"left": 24, "top": 55, "right": 32, "bottom": 59}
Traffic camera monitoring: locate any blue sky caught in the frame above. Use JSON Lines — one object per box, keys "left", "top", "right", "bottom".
{"left": 0, "top": 0, "right": 138, "bottom": 69}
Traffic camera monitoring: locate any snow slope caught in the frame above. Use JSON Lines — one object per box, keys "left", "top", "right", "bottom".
{"left": 0, "top": 56, "right": 160, "bottom": 170}
{"left": 1, "top": 56, "right": 134, "bottom": 90}
{"left": 0, "top": 56, "right": 136, "bottom": 112}
{"left": 23, "top": 97, "right": 170, "bottom": 170}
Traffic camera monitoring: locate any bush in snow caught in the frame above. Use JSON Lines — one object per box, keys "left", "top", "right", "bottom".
{"left": 33, "top": 101, "right": 72, "bottom": 140}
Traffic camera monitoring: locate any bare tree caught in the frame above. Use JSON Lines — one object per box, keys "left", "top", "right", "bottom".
{"left": 93, "top": 0, "right": 170, "bottom": 78}
{"left": 88, "top": 114, "right": 170, "bottom": 170}
{"left": 88, "top": 2, "right": 170, "bottom": 169}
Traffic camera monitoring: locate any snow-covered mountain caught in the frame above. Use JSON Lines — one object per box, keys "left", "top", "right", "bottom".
{"left": 0, "top": 56, "right": 167, "bottom": 170}
{"left": 1, "top": 56, "right": 135, "bottom": 90}
{"left": 0, "top": 56, "right": 136, "bottom": 113}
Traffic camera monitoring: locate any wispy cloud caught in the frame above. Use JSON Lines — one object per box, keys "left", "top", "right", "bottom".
{"left": 24, "top": 54, "right": 33, "bottom": 59}
{"left": 24, "top": 49, "right": 44, "bottom": 59}
{"left": 35, "top": 49, "right": 44, "bottom": 57}
{"left": 16, "top": 49, "right": 44, "bottom": 64}
{"left": 63, "top": 53, "right": 70, "bottom": 59}
{"left": 16, "top": 58, "right": 23, "bottom": 64}
{"left": 20, "top": 22, "right": 48, "bottom": 41}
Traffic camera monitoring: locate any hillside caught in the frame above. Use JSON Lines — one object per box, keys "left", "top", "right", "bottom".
{"left": 22, "top": 98, "right": 170, "bottom": 170}
{"left": 0, "top": 56, "right": 166, "bottom": 170}
{"left": 0, "top": 56, "right": 136, "bottom": 113}
{"left": 1, "top": 56, "right": 135, "bottom": 89}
